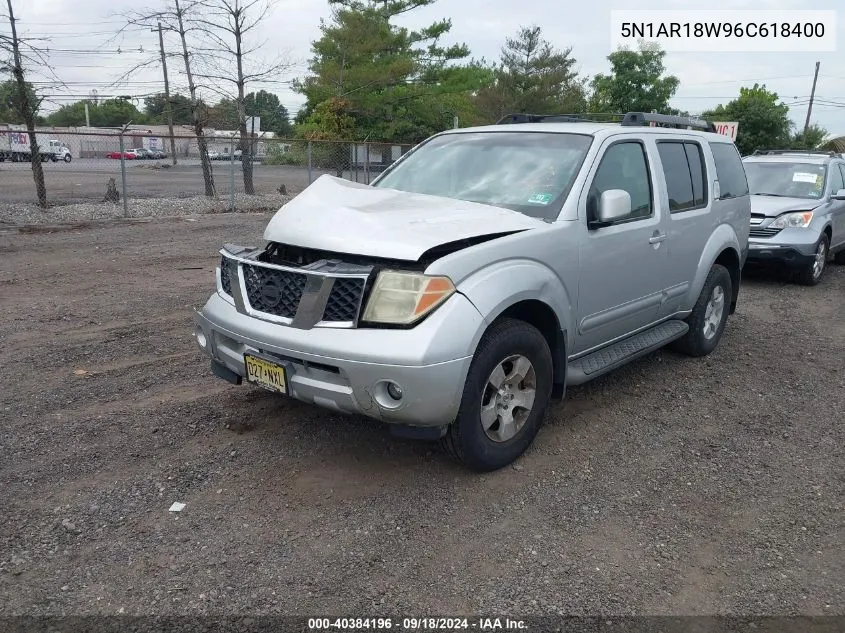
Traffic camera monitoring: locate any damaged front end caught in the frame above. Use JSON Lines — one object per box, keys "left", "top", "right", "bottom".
{"left": 215, "top": 233, "right": 519, "bottom": 332}
{"left": 217, "top": 242, "right": 377, "bottom": 330}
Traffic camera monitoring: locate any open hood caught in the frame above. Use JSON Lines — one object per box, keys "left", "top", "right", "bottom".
{"left": 750, "top": 194, "right": 819, "bottom": 217}
{"left": 263, "top": 175, "right": 544, "bottom": 261}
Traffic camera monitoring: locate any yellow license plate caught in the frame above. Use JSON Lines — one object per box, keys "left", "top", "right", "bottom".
{"left": 244, "top": 354, "right": 287, "bottom": 394}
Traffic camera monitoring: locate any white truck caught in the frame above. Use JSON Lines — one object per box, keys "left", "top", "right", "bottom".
{"left": 0, "top": 126, "right": 72, "bottom": 163}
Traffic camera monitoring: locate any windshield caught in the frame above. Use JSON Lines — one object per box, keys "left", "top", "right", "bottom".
{"left": 743, "top": 161, "right": 827, "bottom": 199}
{"left": 373, "top": 131, "right": 593, "bottom": 220}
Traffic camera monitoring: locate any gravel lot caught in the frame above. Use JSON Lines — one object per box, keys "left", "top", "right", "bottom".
{"left": 0, "top": 213, "right": 843, "bottom": 619}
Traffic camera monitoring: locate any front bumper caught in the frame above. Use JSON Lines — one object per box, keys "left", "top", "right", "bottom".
{"left": 746, "top": 229, "right": 819, "bottom": 268}
{"left": 193, "top": 292, "right": 483, "bottom": 427}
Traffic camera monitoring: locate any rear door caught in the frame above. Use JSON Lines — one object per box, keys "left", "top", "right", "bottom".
{"left": 653, "top": 137, "right": 712, "bottom": 318}
{"left": 829, "top": 163, "right": 845, "bottom": 248}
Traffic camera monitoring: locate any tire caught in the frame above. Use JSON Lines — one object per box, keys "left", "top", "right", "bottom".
{"left": 64, "top": 154, "right": 72, "bottom": 163}
{"left": 797, "top": 234, "right": 829, "bottom": 286}
{"left": 51, "top": 156, "right": 58, "bottom": 162}
{"left": 441, "top": 318, "right": 553, "bottom": 472}
{"left": 671, "top": 264, "right": 732, "bottom": 358}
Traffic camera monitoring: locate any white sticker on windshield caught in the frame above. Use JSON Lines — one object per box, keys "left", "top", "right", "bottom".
{"left": 793, "top": 172, "right": 820, "bottom": 183}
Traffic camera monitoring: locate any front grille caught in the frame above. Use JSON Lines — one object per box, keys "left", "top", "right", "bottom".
{"left": 323, "top": 278, "right": 366, "bottom": 322}
{"left": 242, "top": 263, "right": 307, "bottom": 319}
{"left": 219, "top": 255, "right": 238, "bottom": 295}
{"left": 749, "top": 226, "right": 782, "bottom": 238}
{"left": 223, "top": 255, "right": 368, "bottom": 325}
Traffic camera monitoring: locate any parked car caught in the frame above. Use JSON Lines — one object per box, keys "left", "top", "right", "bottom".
{"left": 208, "top": 150, "right": 221, "bottom": 160}
{"left": 193, "top": 112, "right": 751, "bottom": 471}
{"left": 742, "top": 150, "right": 845, "bottom": 285}
{"left": 147, "top": 148, "right": 166, "bottom": 159}
{"left": 131, "top": 147, "right": 153, "bottom": 159}
{"left": 105, "top": 150, "right": 137, "bottom": 160}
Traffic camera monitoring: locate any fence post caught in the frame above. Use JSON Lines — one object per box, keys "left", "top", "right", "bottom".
{"left": 118, "top": 131, "right": 129, "bottom": 217}
{"left": 365, "top": 143, "right": 370, "bottom": 184}
{"left": 229, "top": 134, "right": 236, "bottom": 212}
{"left": 307, "top": 141, "right": 312, "bottom": 185}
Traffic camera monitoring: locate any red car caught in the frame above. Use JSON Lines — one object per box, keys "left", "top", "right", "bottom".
{"left": 105, "top": 150, "right": 138, "bottom": 160}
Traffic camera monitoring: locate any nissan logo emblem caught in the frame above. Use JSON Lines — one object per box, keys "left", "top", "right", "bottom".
{"left": 260, "top": 280, "right": 283, "bottom": 307}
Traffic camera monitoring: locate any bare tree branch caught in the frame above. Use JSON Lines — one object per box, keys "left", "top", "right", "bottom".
{"left": 188, "top": 0, "right": 291, "bottom": 194}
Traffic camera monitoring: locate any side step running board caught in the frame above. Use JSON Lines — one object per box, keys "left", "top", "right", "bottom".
{"left": 567, "top": 320, "right": 689, "bottom": 386}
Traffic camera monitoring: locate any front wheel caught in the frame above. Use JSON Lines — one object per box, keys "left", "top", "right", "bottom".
{"left": 797, "top": 234, "right": 829, "bottom": 286}
{"left": 671, "top": 264, "right": 732, "bottom": 358}
{"left": 441, "top": 318, "right": 553, "bottom": 471}
{"left": 63, "top": 154, "right": 72, "bottom": 163}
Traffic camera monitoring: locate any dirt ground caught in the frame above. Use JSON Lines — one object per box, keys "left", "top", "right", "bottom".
{"left": 1, "top": 213, "right": 843, "bottom": 618}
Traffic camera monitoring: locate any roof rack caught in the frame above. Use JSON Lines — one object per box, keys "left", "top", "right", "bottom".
{"left": 621, "top": 112, "right": 716, "bottom": 133}
{"left": 496, "top": 113, "right": 591, "bottom": 125}
{"left": 751, "top": 149, "right": 838, "bottom": 157}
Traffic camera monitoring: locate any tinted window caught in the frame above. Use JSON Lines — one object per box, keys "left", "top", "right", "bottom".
{"left": 710, "top": 143, "right": 749, "bottom": 199}
{"left": 657, "top": 141, "right": 707, "bottom": 212}
{"left": 657, "top": 143, "right": 694, "bottom": 211}
{"left": 374, "top": 131, "right": 593, "bottom": 220}
{"left": 587, "top": 141, "right": 653, "bottom": 223}
{"left": 829, "top": 164, "right": 845, "bottom": 194}
{"left": 684, "top": 143, "right": 706, "bottom": 206}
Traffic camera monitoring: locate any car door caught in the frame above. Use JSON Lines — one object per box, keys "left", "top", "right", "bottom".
{"left": 654, "top": 138, "right": 712, "bottom": 318}
{"left": 832, "top": 163, "right": 845, "bottom": 248}
{"left": 574, "top": 137, "right": 669, "bottom": 355}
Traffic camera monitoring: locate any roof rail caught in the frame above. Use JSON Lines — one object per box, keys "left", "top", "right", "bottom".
{"left": 496, "top": 113, "right": 590, "bottom": 125}
{"left": 751, "top": 149, "right": 838, "bottom": 157}
{"left": 621, "top": 112, "right": 717, "bottom": 133}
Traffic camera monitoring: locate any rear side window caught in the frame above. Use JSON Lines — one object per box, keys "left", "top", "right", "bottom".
{"left": 829, "top": 164, "right": 845, "bottom": 194}
{"left": 710, "top": 143, "right": 749, "bottom": 199}
{"left": 839, "top": 165, "right": 845, "bottom": 192}
{"left": 656, "top": 141, "right": 707, "bottom": 212}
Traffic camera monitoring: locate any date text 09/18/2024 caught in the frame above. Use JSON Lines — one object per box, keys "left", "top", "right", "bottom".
{"left": 307, "top": 617, "right": 528, "bottom": 630}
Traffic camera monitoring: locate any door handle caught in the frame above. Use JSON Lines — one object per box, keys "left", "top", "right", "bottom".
{"left": 649, "top": 233, "right": 667, "bottom": 244}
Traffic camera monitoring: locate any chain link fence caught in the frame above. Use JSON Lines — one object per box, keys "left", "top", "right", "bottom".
{"left": 0, "top": 126, "right": 414, "bottom": 222}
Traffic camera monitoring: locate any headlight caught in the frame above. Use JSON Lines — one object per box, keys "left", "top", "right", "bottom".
{"left": 769, "top": 211, "right": 813, "bottom": 229}
{"left": 362, "top": 270, "right": 456, "bottom": 325}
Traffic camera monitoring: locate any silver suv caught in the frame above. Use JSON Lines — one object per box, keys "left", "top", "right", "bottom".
{"left": 194, "top": 112, "right": 751, "bottom": 471}
{"left": 742, "top": 150, "right": 845, "bottom": 284}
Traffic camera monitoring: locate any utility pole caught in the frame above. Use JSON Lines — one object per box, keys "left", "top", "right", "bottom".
{"left": 804, "top": 61, "right": 820, "bottom": 138}
{"left": 154, "top": 22, "right": 177, "bottom": 165}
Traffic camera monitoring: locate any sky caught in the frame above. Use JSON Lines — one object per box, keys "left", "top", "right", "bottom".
{"left": 4, "top": 0, "right": 845, "bottom": 136}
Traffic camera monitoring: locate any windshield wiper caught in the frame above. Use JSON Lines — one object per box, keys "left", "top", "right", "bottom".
{"left": 751, "top": 192, "right": 788, "bottom": 197}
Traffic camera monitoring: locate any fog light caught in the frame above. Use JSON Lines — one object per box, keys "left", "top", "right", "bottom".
{"left": 386, "top": 382, "right": 403, "bottom": 401}
{"left": 195, "top": 327, "right": 207, "bottom": 349}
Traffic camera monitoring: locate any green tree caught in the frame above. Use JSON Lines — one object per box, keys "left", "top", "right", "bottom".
{"left": 294, "top": 0, "right": 488, "bottom": 143}
{"left": 789, "top": 123, "right": 828, "bottom": 150}
{"left": 243, "top": 90, "right": 292, "bottom": 137}
{"left": 297, "top": 97, "right": 358, "bottom": 176}
{"left": 589, "top": 43, "right": 679, "bottom": 114}
{"left": 473, "top": 26, "right": 585, "bottom": 122}
{"left": 45, "top": 98, "right": 147, "bottom": 127}
{"left": 143, "top": 92, "right": 194, "bottom": 124}
{"left": 204, "top": 98, "right": 239, "bottom": 129}
{"left": 0, "top": 78, "right": 39, "bottom": 123}
{"left": 702, "top": 84, "right": 792, "bottom": 156}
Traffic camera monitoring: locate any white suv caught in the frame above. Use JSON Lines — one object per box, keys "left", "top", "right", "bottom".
{"left": 194, "top": 112, "right": 751, "bottom": 470}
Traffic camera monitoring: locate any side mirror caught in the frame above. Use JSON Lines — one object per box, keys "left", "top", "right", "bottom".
{"left": 832, "top": 188, "right": 845, "bottom": 201}
{"left": 593, "top": 189, "right": 631, "bottom": 227}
